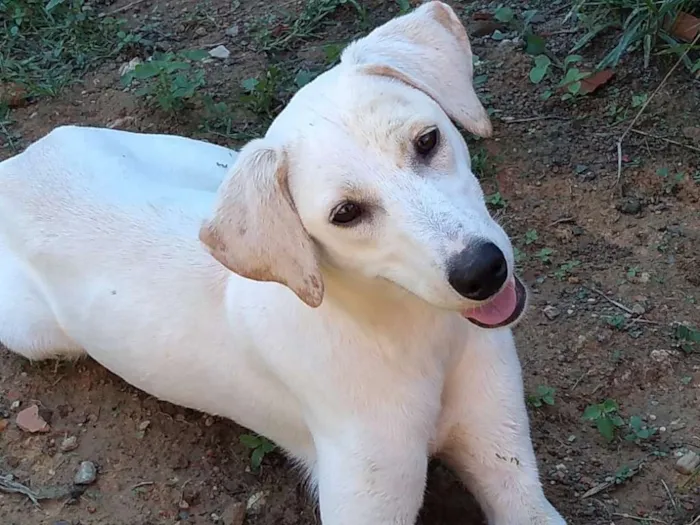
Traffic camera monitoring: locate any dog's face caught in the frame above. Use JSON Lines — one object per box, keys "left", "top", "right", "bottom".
{"left": 200, "top": 1, "right": 526, "bottom": 329}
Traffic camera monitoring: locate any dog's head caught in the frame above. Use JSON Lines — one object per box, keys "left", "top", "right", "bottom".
{"left": 200, "top": 1, "right": 526, "bottom": 329}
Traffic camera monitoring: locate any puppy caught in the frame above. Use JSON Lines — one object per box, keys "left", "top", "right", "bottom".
{"left": 0, "top": 2, "right": 566, "bottom": 524}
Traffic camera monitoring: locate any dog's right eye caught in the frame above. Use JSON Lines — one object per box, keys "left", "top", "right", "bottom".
{"left": 330, "top": 201, "right": 363, "bottom": 226}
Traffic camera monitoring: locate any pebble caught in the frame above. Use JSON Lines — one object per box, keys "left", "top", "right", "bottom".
{"left": 675, "top": 451, "right": 700, "bottom": 475}
{"left": 138, "top": 420, "right": 151, "bottom": 431}
{"left": 246, "top": 490, "right": 268, "bottom": 514}
{"left": 631, "top": 303, "right": 646, "bottom": 315}
{"left": 74, "top": 461, "right": 97, "bottom": 485}
{"left": 543, "top": 305, "right": 561, "bottom": 320}
{"left": 225, "top": 24, "right": 239, "bottom": 37}
{"left": 16, "top": 404, "right": 51, "bottom": 433}
{"left": 220, "top": 501, "right": 246, "bottom": 525}
{"left": 60, "top": 435, "right": 79, "bottom": 452}
{"left": 10, "top": 400, "right": 21, "bottom": 410}
{"left": 209, "top": 45, "right": 231, "bottom": 60}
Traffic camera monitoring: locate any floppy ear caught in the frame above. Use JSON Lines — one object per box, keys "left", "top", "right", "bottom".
{"left": 342, "top": 1, "right": 491, "bottom": 138}
{"left": 199, "top": 139, "right": 324, "bottom": 308}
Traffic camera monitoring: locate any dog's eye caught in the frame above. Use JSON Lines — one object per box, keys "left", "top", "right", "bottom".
{"left": 414, "top": 127, "right": 439, "bottom": 156}
{"left": 331, "top": 201, "right": 363, "bottom": 226}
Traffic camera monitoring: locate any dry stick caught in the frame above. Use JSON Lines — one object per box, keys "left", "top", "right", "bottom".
{"left": 502, "top": 115, "right": 569, "bottom": 124}
{"left": 686, "top": 515, "right": 700, "bottom": 525}
{"left": 660, "top": 479, "right": 677, "bottom": 512}
{"left": 630, "top": 129, "right": 700, "bottom": 154}
{"left": 585, "top": 286, "right": 635, "bottom": 315}
{"left": 99, "top": 0, "right": 147, "bottom": 17}
{"left": 611, "top": 513, "right": 668, "bottom": 525}
{"left": 613, "top": 29, "right": 700, "bottom": 191}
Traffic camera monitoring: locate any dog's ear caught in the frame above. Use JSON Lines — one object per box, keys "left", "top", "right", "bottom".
{"left": 342, "top": 1, "right": 491, "bottom": 138}
{"left": 199, "top": 139, "right": 324, "bottom": 308}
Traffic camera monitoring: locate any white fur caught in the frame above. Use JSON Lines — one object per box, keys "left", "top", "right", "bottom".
{"left": 0, "top": 3, "right": 565, "bottom": 524}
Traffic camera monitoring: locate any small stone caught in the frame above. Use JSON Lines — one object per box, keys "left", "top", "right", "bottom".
{"left": 650, "top": 349, "right": 672, "bottom": 364}
{"left": 246, "top": 491, "right": 268, "bottom": 514}
{"left": 220, "top": 502, "right": 246, "bottom": 525}
{"left": 138, "top": 420, "right": 151, "bottom": 431}
{"left": 60, "top": 435, "right": 79, "bottom": 452}
{"left": 631, "top": 303, "right": 646, "bottom": 315}
{"left": 543, "top": 305, "right": 561, "bottom": 320}
{"left": 208, "top": 45, "right": 230, "bottom": 60}
{"left": 648, "top": 414, "right": 657, "bottom": 421}
{"left": 225, "top": 24, "right": 239, "bottom": 37}
{"left": 10, "top": 400, "right": 20, "bottom": 410}
{"left": 16, "top": 404, "right": 50, "bottom": 433}
{"left": 204, "top": 416, "right": 214, "bottom": 427}
{"left": 119, "top": 57, "right": 142, "bottom": 77}
{"left": 179, "top": 499, "right": 190, "bottom": 510}
{"left": 74, "top": 461, "right": 97, "bottom": 485}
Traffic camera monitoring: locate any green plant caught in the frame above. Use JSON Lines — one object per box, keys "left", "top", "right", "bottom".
{"left": 583, "top": 399, "right": 624, "bottom": 442}
{"left": 672, "top": 323, "right": 700, "bottom": 353}
{"left": 121, "top": 50, "right": 208, "bottom": 112}
{"left": 554, "top": 259, "right": 581, "bottom": 280}
{"left": 240, "top": 433, "right": 276, "bottom": 471}
{"left": 605, "top": 314, "right": 628, "bottom": 330}
{"left": 656, "top": 166, "right": 685, "bottom": 194}
{"left": 524, "top": 229, "right": 539, "bottom": 245}
{"left": 624, "top": 415, "right": 657, "bottom": 442}
{"left": 395, "top": 0, "right": 411, "bottom": 15}
{"left": 486, "top": 192, "right": 506, "bottom": 209}
{"left": 566, "top": 0, "right": 700, "bottom": 71}
{"left": 535, "top": 247, "right": 554, "bottom": 264}
{"left": 240, "top": 65, "right": 288, "bottom": 118}
{"left": 0, "top": 0, "right": 136, "bottom": 97}
{"left": 0, "top": 105, "right": 21, "bottom": 153}
{"left": 470, "top": 147, "right": 495, "bottom": 179}
{"left": 536, "top": 54, "right": 592, "bottom": 101}
{"left": 527, "top": 385, "right": 556, "bottom": 408}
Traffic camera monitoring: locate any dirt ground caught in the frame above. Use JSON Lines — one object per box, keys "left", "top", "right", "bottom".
{"left": 1, "top": 0, "right": 699, "bottom": 524}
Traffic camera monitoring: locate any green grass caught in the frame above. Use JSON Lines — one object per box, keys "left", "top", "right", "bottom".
{"left": 0, "top": 0, "right": 134, "bottom": 98}
{"left": 567, "top": 0, "right": 700, "bottom": 71}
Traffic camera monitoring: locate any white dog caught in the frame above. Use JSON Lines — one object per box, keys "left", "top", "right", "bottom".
{"left": 0, "top": 3, "right": 565, "bottom": 524}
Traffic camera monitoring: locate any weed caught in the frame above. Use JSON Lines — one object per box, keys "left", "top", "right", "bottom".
{"left": 240, "top": 433, "right": 276, "bottom": 471}
{"left": 535, "top": 247, "right": 554, "bottom": 264}
{"left": 656, "top": 166, "right": 685, "bottom": 194}
{"left": 121, "top": 50, "right": 208, "bottom": 113}
{"left": 583, "top": 399, "right": 624, "bottom": 442}
{"left": 527, "top": 385, "right": 556, "bottom": 408}
{"left": 0, "top": 105, "right": 21, "bottom": 153}
{"left": 252, "top": 0, "right": 365, "bottom": 52}
{"left": 240, "top": 65, "right": 289, "bottom": 118}
{"left": 554, "top": 259, "right": 581, "bottom": 280}
{"left": 395, "top": 0, "right": 411, "bottom": 15}
{"left": 524, "top": 229, "right": 539, "bottom": 245}
{"left": 626, "top": 266, "right": 641, "bottom": 280}
{"left": 470, "top": 147, "right": 495, "bottom": 179}
{"left": 605, "top": 314, "right": 628, "bottom": 330}
{"left": 199, "top": 98, "right": 262, "bottom": 143}
{"left": 0, "top": 0, "right": 133, "bottom": 97}
{"left": 672, "top": 323, "right": 700, "bottom": 353}
{"left": 624, "top": 415, "right": 657, "bottom": 442}
{"left": 566, "top": 0, "right": 700, "bottom": 72}
{"left": 486, "top": 192, "right": 506, "bottom": 209}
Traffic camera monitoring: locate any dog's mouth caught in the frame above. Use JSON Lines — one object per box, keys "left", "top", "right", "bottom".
{"left": 461, "top": 276, "right": 527, "bottom": 329}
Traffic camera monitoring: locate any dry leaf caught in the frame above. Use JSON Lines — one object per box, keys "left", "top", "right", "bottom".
{"left": 579, "top": 70, "right": 615, "bottom": 95}
{"left": 669, "top": 12, "right": 700, "bottom": 43}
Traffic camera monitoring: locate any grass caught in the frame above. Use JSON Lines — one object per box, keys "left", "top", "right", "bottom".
{"left": 566, "top": 0, "right": 700, "bottom": 71}
{"left": 0, "top": 0, "right": 137, "bottom": 98}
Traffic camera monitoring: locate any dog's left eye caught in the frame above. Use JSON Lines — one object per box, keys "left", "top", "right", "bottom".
{"left": 414, "top": 127, "right": 439, "bottom": 156}
{"left": 331, "top": 201, "right": 363, "bottom": 226}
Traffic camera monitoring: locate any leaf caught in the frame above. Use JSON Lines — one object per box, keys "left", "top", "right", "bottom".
{"left": 261, "top": 440, "right": 276, "bottom": 453}
{"left": 525, "top": 34, "right": 546, "bottom": 56}
{"left": 529, "top": 55, "right": 551, "bottom": 84}
{"left": 596, "top": 417, "right": 616, "bottom": 442}
{"left": 240, "top": 77, "right": 259, "bottom": 92}
{"left": 251, "top": 447, "right": 265, "bottom": 470}
{"left": 131, "top": 63, "right": 161, "bottom": 80}
{"left": 294, "top": 69, "right": 315, "bottom": 88}
{"left": 494, "top": 7, "right": 514, "bottom": 23}
{"left": 45, "top": 0, "right": 66, "bottom": 12}
{"left": 628, "top": 415, "right": 643, "bottom": 431}
{"left": 180, "top": 49, "right": 209, "bottom": 61}
{"left": 602, "top": 399, "right": 619, "bottom": 413}
{"left": 491, "top": 30, "right": 507, "bottom": 41}
{"left": 564, "top": 54, "right": 583, "bottom": 67}
{"left": 583, "top": 404, "right": 602, "bottom": 421}
{"left": 239, "top": 434, "right": 260, "bottom": 449}
{"left": 579, "top": 69, "right": 614, "bottom": 95}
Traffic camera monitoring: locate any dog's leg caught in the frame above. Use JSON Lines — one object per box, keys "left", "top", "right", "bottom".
{"left": 0, "top": 246, "right": 82, "bottom": 360}
{"left": 437, "top": 328, "right": 565, "bottom": 525}
{"left": 313, "top": 430, "right": 429, "bottom": 525}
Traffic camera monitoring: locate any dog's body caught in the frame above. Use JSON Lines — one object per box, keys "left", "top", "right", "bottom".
{"left": 0, "top": 3, "right": 565, "bottom": 524}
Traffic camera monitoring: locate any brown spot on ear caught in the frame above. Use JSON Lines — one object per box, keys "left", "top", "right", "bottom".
{"left": 430, "top": 1, "right": 469, "bottom": 47}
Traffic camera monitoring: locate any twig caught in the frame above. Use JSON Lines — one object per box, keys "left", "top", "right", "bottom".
{"left": 660, "top": 479, "right": 677, "bottom": 512}
{"left": 585, "top": 287, "right": 635, "bottom": 315}
{"left": 630, "top": 129, "right": 700, "bottom": 154}
{"left": 686, "top": 515, "right": 700, "bottom": 525}
{"left": 612, "top": 513, "right": 668, "bottom": 524}
{"left": 549, "top": 216, "right": 575, "bottom": 226}
{"left": 100, "top": 0, "right": 147, "bottom": 17}
{"left": 0, "top": 475, "right": 40, "bottom": 505}
{"left": 131, "top": 481, "right": 154, "bottom": 490}
{"left": 614, "top": 30, "right": 700, "bottom": 191}
{"left": 501, "top": 115, "right": 568, "bottom": 124}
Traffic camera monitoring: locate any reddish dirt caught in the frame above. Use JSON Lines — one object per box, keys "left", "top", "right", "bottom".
{"left": 1, "top": 1, "right": 699, "bottom": 524}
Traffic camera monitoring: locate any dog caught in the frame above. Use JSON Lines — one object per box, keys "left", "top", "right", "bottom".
{"left": 0, "top": 2, "right": 566, "bottom": 524}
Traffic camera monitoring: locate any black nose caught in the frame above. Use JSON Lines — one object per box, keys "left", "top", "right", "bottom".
{"left": 447, "top": 242, "right": 508, "bottom": 301}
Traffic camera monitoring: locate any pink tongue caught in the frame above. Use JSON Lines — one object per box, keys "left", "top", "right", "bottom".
{"left": 462, "top": 280, "right": 518, "bottom": 326}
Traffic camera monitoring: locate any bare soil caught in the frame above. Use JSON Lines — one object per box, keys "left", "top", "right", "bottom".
{"left": 1, "top": 1, "right": 699, "bottom": 524}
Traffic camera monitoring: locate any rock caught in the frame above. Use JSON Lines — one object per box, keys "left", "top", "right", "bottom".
{"left": 246, "top": 490, "right": 268, "bottom": 514}
{"left": 138, "top": 420, "right": 151, "bottom": 431}
{"left": 208, "top": 45, "right": 230, "bottom": 60}
{"left": 543, "top": 305, "right": 561, "bottom": 320}
{"left": 631, "top": 303, "right": 646, "bottom": 315}
{"left": 74, "top": 461, "right": 97, "bottom": 485}
{"left": 60, "top": 435, "right": 79, "bottom": 452}
{"left": 650, "top": 349, "right": 672, "bottom": 364}
{"left": 225, "top": 24, "right": 239, "bottom": 37}
{"left": 16, "top": 404, "right": 50, "bottom": 433}
{"left": 10, "top": 400, "right": 21, "bottom": 410}
{"left": 220, "top": 501, "right": 246, "bottom": 525}
{"left": 119, "top": 57, "right": 142, "bottom": 77}
{"left": 682, "top": 126, "right": 700, "bottom": 144}
{"left": 618, "top": 197, "right": 642, "bottom": 215}
{"left": 675, "top": 451, "right": 700, "bottom": 475}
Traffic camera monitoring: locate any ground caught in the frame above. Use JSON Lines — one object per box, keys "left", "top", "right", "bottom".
{"left": 1, "top": 0, "right": 699, "bottom": 524}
